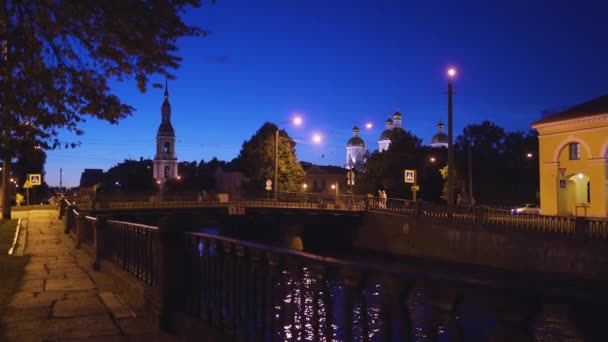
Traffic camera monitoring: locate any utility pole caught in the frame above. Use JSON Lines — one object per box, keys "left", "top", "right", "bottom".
{"left": 60, "top": 168, "right": 63, "bottom": 190}
{"left": 468, "top": 141, "right": 473, "bottom": 203}
{"left": 447, "top": 68, "right": 456, "bottom": 216}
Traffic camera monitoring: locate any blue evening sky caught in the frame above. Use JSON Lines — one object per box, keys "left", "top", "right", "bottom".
{"left": 46, "top": 0, "right": 608, "bottom": 187}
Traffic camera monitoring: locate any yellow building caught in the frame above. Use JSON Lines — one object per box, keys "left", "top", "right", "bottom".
{"left": 532, "top": 94, "right": 608, "bottom": 218}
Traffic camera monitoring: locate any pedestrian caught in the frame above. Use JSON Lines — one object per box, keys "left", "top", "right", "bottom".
{"left": 381, "top": 190, "right": 388, "bottom": 209}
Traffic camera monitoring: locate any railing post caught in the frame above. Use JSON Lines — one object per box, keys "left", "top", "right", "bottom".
{"left": 93, "top": 216, "right": 108, "bottom": 270}
{"left": 75, "top": 214, "right": 86, "bottom": 249}
{"left": 58, "top": 199, "right": 67, "bottom": 219}
{"left": 154, "top": 216, "right": 185, "bottom": 333}
{"left": 64, "top": 205, "right": 76, "bottom": 234}
{"left": 414, "top": 200, "right": 422, "bottom": 217}
{"left": 575, "top": 217, "right": 589, "bottom": 240}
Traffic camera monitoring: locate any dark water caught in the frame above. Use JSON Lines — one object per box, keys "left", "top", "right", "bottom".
{"left": 198, "top": 226, "right": 585, "bottom": 341}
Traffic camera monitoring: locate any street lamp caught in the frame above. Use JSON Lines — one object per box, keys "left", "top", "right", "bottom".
{"left": 447, "top": 67, "right": 456, "bottom": 215}
{"left": 331, "top": 183, "right": 339, "bottom": 202}
{"left": 275, "top": 116, "right": 302, "bottom": 200}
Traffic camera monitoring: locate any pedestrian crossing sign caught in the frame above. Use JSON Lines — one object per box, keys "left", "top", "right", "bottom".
{"left": 28, "top": 174, "right": 42, "bottom": 186}
{"left": 404, "top": 170, "right": 416, "bottom": 183}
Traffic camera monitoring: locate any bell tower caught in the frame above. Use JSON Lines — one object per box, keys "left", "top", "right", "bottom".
{"left": 153, "top": 80, "right": 178, "bottom": 184}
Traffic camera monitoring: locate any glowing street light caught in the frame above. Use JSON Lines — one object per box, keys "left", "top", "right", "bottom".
{"left": 312, "top": 133, "right": 322, "bottom": 144}
{"left": 447, "top": 66, "right": 456, "bottom": 215}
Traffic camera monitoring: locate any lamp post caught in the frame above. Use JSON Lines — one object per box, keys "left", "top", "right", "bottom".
{"left": 274, "top": 116, "right": 302, "bottom": 200}
{"left": 447, "top": 67, "right": 456, "bottom": 215}
{"left": 274, "top": 129, "right": 279, "bottom": 200}
{"left": 331, "top": 183, "right": 339, "bottom": 203}
{"left": 468, "top": 139, "right": 473, "bottom": 204}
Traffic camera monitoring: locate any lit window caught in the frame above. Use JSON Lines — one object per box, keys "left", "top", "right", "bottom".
{"left": 568, "top": 143, "right": 580, "bottom": 160}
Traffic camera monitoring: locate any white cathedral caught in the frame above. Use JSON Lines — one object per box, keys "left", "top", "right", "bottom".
{"left": 344, "top": 111, "right": 448, "bottom": 168}
{"left": 153, "top": 82, "right": 179, "bottom": 184}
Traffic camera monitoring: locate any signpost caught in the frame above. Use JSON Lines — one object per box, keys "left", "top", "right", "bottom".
{"left": 265, "top": 179, "right": 272, "bottom": 199}
{"left": 28, "top": 174, "right": 42, "bottom": 186}
{"left": 24, "top": 174, "right": 42, "bottom": 206}
{"left": 346, "top": 171, "right": 355, "bottom": 196}
{"left": 404, "top": 170, "right": 416, "bottom": 183}
{"left": 404, "top": 169, "right": 418, "bottom": 201}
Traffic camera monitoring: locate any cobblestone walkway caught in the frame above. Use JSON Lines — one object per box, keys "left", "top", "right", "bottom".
{"left": 1, "top": 209, "right": 174, "bottom": 341}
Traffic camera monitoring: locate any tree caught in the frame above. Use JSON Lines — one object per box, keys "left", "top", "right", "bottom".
{"left": 104, "top": 158, "right": 156, "bottom": 194}
{"left": 455, "top": 121, "right": 506, "bottom": 204}
{"left": 455, "top": 121, "right": 539, "bottom": 205}
{"left": 234, "top": 122, "right": 306, "bottom": 197}
{"left": 355, "top": 129, "right": 423, "bottom": 199}
{"left": 0, "top": 1, "right": 210, "bottom": 218}
{"left": 13, "top": 143, "right": 48, "bottom": 204}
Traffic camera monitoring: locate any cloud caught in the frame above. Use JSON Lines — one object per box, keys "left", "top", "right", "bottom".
{"left": 207, "top": 56, "right": 232, "bottom": 64}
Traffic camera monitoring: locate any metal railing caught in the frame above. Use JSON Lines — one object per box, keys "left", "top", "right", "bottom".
{"left": 54, "top": 199, "right": 608, "bottom": 339}
{"left": 62, "top": 194, "right": 608, "bottom": 240}
{"left": 103, "top": 219, "right": 158, "bottom": 286}
{"left": 177, "top": 231, "right": 588, "bottom": 341}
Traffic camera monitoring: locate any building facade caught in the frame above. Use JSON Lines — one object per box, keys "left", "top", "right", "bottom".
{"left": 430, "top": 122, "right": 448, "bottom": 148}
{"left": 346, "top": 126, "right": 366, "bottom": 169}
{"left": 302, "top": 163, "right": 349, "bottom": 196}
{"left": 378, "top": 111, "right": 403, "bottom": 152}
{"left": 532, "top": 94, "right": 608, "bottom": 217}
{"left": 153, "top": 82, "right": 178, "bottom": 184}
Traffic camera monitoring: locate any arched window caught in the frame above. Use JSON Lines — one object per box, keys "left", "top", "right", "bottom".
{"left": 164, "top": 142, "right": 171, "bottom": 154}
{"left": 568, "top": 143, "right": 580, "bottom": 160}
{"left": 164, "top": 165, "right": 170, "bottom": 178}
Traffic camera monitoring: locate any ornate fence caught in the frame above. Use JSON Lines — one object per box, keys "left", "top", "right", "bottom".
{"left": 56, "top": 198, "right": 607, "bottom": 340}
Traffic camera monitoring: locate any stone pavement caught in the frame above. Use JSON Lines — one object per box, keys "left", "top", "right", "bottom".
{"left": 1, "top": 209, "right": 176, "bottom": 341}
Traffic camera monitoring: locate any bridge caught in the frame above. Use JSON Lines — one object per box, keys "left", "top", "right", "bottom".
{"left": 58, "top": 195, "right": 608, "bottom": 341}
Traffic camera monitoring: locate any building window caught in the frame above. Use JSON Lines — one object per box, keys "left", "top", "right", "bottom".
{"left": 164, "top": 165, "right": 170, "bottom": 178}
{"left": 164, "top": 142, "right": 171, "bottom": 154}
{"left": 568, "top": 143, "right": 580, "bottom": 160}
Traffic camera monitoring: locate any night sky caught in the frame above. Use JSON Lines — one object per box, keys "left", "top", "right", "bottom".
{"left": 45, "top": 1, "right": 608, "bottom": 187}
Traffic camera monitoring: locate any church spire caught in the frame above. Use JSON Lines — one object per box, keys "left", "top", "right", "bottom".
{"left": 161, "top": 79, "right": 171, "bottom": 123}
{"left": 164, "top": 78, "right": 169, "bottom": 100}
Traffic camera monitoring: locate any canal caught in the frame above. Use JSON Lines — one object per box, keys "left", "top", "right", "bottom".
{"left": 198, "top": 224, "right": 595, "bottom": 341}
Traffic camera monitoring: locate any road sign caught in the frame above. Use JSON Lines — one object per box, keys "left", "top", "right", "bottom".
{"left": 404, "top": 170, "right": 416, "bottom": 184}
{"left": 559, "top": 179, "right": 567, "bottom": 188}
{"left": 558, "top": 168, "right": 566, "bottom": 178}
{"left": 265, "top": 179, "right": 272, "bottom": 191}
{"left": 28, "top": 174, "right": 42, "bottom": 186}
{"left": 411, "top": 185, "right": 420, "bottom": 191}
{"left": 346, "top": 170, "right": 355, "bottom": 180}
{"left": 23, "top": 180, "right": 32, "bottom": 189}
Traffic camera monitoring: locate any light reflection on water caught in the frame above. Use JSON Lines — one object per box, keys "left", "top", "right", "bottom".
{"left": 196, "top": 238, "right": 584, "bottom": 341}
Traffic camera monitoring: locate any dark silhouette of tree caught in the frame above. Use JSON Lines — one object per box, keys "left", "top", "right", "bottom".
{"left": 13, "top": 144, "right": 48, "bottom": 204}
{"left": 234, "top": 122, "right": 305, "bottom": 196}
{"left": 0, "top": 1, "right": 210, "bottom": 218}
{"left": 356, "top": 129, "right": 423, "bottom": 199}
{"left": 163, "top": 158, "right": 227, "bottom": 194}
{"left": 454, "top": 121, "right": 539, "bottom": 205}
{"left": 104, "top": 159, "right": 156, "bottom": 194}
{"left": 356, "top": 119, "right": 539, "bottom": 206}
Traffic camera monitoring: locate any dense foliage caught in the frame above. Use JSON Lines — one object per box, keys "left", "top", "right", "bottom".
{"left": 0, "top": 0, "right": 209, "bottom": 218}
{"left": 233, "top": 122, "right": 306, "bottom": 196}
{"left": 355, "top": 120, "right": 539, "bottom": 205}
